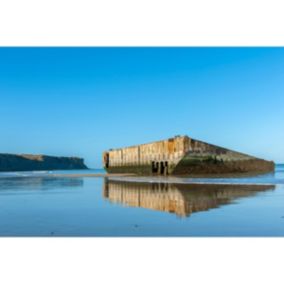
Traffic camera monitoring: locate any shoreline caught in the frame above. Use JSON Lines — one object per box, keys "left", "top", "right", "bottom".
{"left": 0, "top": 170, "right": 282, "bottom": 186}
{"left": 48, "top": 173, "right": 278, "bottom": 186}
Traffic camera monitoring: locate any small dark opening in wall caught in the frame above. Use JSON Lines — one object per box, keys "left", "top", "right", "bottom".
{"left": 160, "top": 162, "right": 165, "bottom": 175}
{"left": 165, "top": 161, "right": 169, "bottom": 175}
{"left": 152, "top": 161, "right": 158, "bottom": 174}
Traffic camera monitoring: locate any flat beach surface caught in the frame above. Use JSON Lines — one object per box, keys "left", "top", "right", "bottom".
{"left": 0, "top": 165, "right": 283, "bottom": 236}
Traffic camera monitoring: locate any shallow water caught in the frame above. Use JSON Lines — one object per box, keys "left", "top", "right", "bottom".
{"left": 0, "top": 165, "right": 283, "bottom": 236}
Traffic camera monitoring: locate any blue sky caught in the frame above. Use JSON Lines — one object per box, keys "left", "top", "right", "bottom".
{"left": 0, "top": 48, "right": 283, "bottom": 167}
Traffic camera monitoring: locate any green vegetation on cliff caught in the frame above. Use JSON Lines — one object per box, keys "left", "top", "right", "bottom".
{"left": 0, "top": 154, "right": 88, "bottom": 172}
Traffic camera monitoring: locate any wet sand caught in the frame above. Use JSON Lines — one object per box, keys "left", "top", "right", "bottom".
{"left": 48, "top": 172, "right": 276, "bottom": 186}
{"left": 50, "top": 173, "right": 135, "bottom": 178}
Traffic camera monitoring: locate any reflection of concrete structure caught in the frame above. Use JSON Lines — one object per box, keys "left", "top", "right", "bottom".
{"left": 103, "top": 135, "right": 274, "bottom": 176}
{"left": 103, "top": 179, "right": 274, "bottom": 217}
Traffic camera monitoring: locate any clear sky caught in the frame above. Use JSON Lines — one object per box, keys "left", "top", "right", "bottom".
{"left": 0, "top": 47, "right": 283, "bottom": 168}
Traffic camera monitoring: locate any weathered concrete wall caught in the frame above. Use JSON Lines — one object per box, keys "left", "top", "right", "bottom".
{"left": 173, "top": 138, "right": 275, "bottom": 175}
{"left": 103, "top": 135, "right": 275, "bottom": 176}
{"left": 103, "top": 136, "right": 186, "bottom": 175}
{"left": 0, "top": 154, "right": 88, "bottom": 172}
{"left": 103, "top": 179, "right": 275, "bottom": 217}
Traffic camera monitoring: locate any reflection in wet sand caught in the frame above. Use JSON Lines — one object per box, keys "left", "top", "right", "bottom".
{"left": 103, "top": 179, "right": 275, "bottom": 217}
{"left": 0, "top": 177, "right": 84, "bottom": 191}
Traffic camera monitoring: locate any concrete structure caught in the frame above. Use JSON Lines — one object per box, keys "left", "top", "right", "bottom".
{"left": 103, "top": 179, "right": 275, "bottom": 217}
{"left": 103, "top": 135, "right": 274, "bottom": 176}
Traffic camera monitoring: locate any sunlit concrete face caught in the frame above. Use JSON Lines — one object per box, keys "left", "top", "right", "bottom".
{"left": 103, "top": 136, "right": 186, "bottom": 175}
{"left": 103, "top": 135, "right": 275, "bottom": 176}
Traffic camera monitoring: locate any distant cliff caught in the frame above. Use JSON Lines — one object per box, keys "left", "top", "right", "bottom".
{"left": 0, "top": 154, "right": 88, "bottom": 172}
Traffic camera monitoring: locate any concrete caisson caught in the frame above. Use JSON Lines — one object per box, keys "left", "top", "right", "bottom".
{"left": 103, "top": 135, "right": 274, "bottom": 176}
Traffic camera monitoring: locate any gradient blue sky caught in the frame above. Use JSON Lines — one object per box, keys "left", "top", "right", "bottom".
{"left": 0, "top": 48, "right": 283, "bottom": 168}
